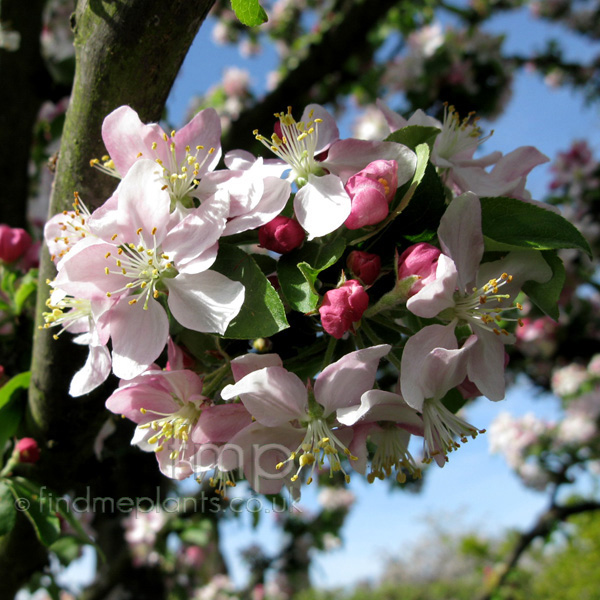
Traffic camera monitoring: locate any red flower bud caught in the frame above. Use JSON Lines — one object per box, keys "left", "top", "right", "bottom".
{"left": 319, "top": 280, "right": 369, "bottom": 339}
{"left": 347, "top": 251, "right": 381, "bottom": 286}
{"left": 258, "top": 216, "right": 305, "bottom": 254}
{"left": 0, "top": 225, "right": 32, "bottom": 263}
{"left": 15, "top": 438, "right": 40, "bottom": 464}
{"left": 397, "top": 242, "right": 441, "bottom": 297}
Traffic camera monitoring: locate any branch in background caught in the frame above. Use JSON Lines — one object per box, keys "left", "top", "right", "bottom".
{"left": 477, "top": 499, "right": 600, "bottom": 600}
{"left": 0, "top": 0, "right": 51, "bottom": 228}
{"left": 221, "top": 0, "right": 402, "bottom": 154}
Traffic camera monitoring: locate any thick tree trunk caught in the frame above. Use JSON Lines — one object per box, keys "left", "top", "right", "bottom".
{"left": 0, "top": 1, "right": 216, "bottom": 597}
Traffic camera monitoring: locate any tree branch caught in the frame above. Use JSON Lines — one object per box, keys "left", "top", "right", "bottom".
{"left": 0, "top": 0, "right": 51, "bottom": 228}
{"left": 0, "top": 1, "right": 216, "bottom": 597}
{"left": 220, "top": 0, "right": 403, "bottom": 154}
{"left": 477, "top": 500, "right": 600, "bottom": 600}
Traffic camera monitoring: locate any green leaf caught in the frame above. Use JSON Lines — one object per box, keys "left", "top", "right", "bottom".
{"left": 0, "top": 481, "right": 17, "bottom": 536}
{"left": 385, "top": 125, "right": 441, "bottom": 152}
{"left": 391, "top": 162, "right": 446, "bottom": 238}
{"left": 0, "top": 372, "right": 31, "bottom": 411}
{"left": 522, "top": 251, "right": 565, "bottom": 321}
{"left": 440, "top": 387, "right": 468, "bottom": 414}
{"left": 13, "top": 270, "right": 38, "bottom": 315}
{"left": 211, "top": 245, "right": 288, "bottom": 339}
{"left": 180, "top": 521, "right": 212, "bottom": 546}
{"left": 6, "top": 478, "right": 61, "bottom": 546}
{"left": 50, "top": 536, "right": 81, "bottom": 566}
{"left": 480, "top": 197, "right": 592, "bottom": 256}
{"left": 277, "top": 239, "right": 346, "bottom": 313}
{"left": 230, "top": 0, "right": 268, "bottom": 27}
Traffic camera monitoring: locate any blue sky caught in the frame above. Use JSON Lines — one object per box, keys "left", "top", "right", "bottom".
{"left": 162, "top": 5, "right": 600, "bottom": 590}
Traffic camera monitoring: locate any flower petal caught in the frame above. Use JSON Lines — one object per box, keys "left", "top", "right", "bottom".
{"left": 102, "top": 106, "right": 165, "bottom": 176}
{"left": 294, "top": 174, "right": 351, "bottom": 239}
{"left": 230, "top": 353, "right": 283, "bottom": 382}
{"left": 166, "top": 271, "right": 245, "bottom": 335}
{"left": 437, "top": 192, "right": 483, "bottom": 290}
{"left": 314, "top": 344, "right": 390, "bottom": 416}
{"left": 221, "top": 366, "right": 308, "bottom": 426}
{"left": 110, "top": 297, "right": 169, "bottom": 380}
{"left": 325, "top": 139, "right": 416, "bottom": 185}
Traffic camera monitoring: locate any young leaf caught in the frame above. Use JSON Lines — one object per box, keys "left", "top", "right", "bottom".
{"left": 385, "top": 125, "right": 441, "bottom": 153}
{"left": 211, "top": 245, "right": 288, "bottom": 339}
{"left": 522, "top": 251, "right": 565, "bottom": 321}
{"left": 0, "top": 481, "right": 17, "bottom": 536}
{"left": 231, "top": 0, "right": 268, "bottom": 27}
{"left": 6, "top": 478, "right": 61, "bottom": 546}
{"left": 0, "top": 371, "right": 31, "bottom": 411}
{"left": 278, "top": 239, "right": 346, "bottom": 313}
{"left": 480, "top": 197, "right": 592, "bottom": 256}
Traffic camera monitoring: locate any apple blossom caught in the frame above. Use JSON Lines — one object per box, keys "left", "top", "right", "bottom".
{"left": 97, "top": 105, "right": 222, "bottom": 207}
{"left": 253, "top": 104, "right": 416, "bottom": 238}
{"left": 53, "top": 160, "right": 245, "bottom": 379}
{"left": 221, "top": 345, "right": 392, "bottom": 493}
{"left": 405, "top": 192, "right": 552, "bottom": 401}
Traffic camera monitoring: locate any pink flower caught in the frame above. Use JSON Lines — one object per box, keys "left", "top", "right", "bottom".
{"left": 0, "top": 225, "right": 32, "bottom": 263}
{"left": 319, "top": 280, "right": 369, "bottom": 339}
{"left": 397, "top": 242, "right": 441, "bottom": 297}
{"left": 404, "top": 192, "right": 552, "bottom": 401}
{"left": 99, "top": 105, "right": 222, "bottom": 205}
{"left": 53, "top": 160, "right": 245, "bottom": 380}
{"left": 254, "top": 105, "right": 416, "bottom": 238}
{"left": 15, "top": 438, "right": 40, "bottom": 464}
{"left": 258, "top": 215, "right": 305, "bottom": 254}
{"left": 106, "top": 368, "right": 253, "bottom": 481}
{"left": 221, "top": 345, "right": 391, "bottom": 494}
{"left": 347, "top": 251, "right": 381, "bottom": 285}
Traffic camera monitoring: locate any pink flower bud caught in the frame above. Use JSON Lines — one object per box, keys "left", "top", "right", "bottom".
{"left": 319, "top": 280, "right": 369, "bottom": 339}
{"left": 358, "top": 159, "right": 398, "bottom": 202}
{"left": 19, "top": 241, "right": 41, "bottom": 270}
{"left": 15, "top": 438, "right": 40, "bottom": 464}
{"left": 347, "top": 250, "right": 381, "bottom": 285}
{"left": 397, "top": 242, "right": 441, "bottom": 296}
{"left": 344, "top": 160, "right": 398, "bottom": 230}
{"left": 0, "top": 225, "right": 32, "bottom": 263}
{"left": 258, "top": 216, "right": 305, "bottom": 254}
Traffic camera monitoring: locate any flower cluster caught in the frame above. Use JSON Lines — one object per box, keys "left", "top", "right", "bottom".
{"left": 43, "top": 99, "right": 580, "bottom": 499}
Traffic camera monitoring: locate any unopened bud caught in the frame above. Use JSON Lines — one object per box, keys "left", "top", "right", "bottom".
{"left": 347, "top": 251, "right": 381, "bottom": 286}
{"left": 344, "top": 160, "right": 398, "bottom": 230}
{"left": 15, "top": 438, "right": 40, "bottom": 464}
{"left": 258, "top": 216, "right": 305, "bottom": 254}
{"left": 397, "top": 242, "right": 441, "bottom": 297}
{"left": 319, "top": 280, "right": 369, "bottom": 339}
{"left": 0, "top": 225, "right": 32, "bottom": 264}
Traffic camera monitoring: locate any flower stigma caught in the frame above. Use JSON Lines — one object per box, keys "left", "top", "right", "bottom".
{"left": 276, "top": 417, "right": 357, "bottom": 485}
{"left": 103, "top": 227, "right": 177, "bottom": 309}
{"left": 421, "top": 397, "right": 485, "bottom": 464}
{"left": 368, "top": 425, "right": 422, "bottom": 484}
{"left": 254, "top": 106, "right": 326, "bottom": 185}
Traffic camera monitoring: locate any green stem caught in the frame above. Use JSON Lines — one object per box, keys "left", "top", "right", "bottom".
{"left": 320, "top": 335, "right": 337, "bottom": 371}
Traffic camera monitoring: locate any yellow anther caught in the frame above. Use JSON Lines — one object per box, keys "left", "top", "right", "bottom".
{"left": 129, "top": 298, "right": 138, "bottom": 305}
